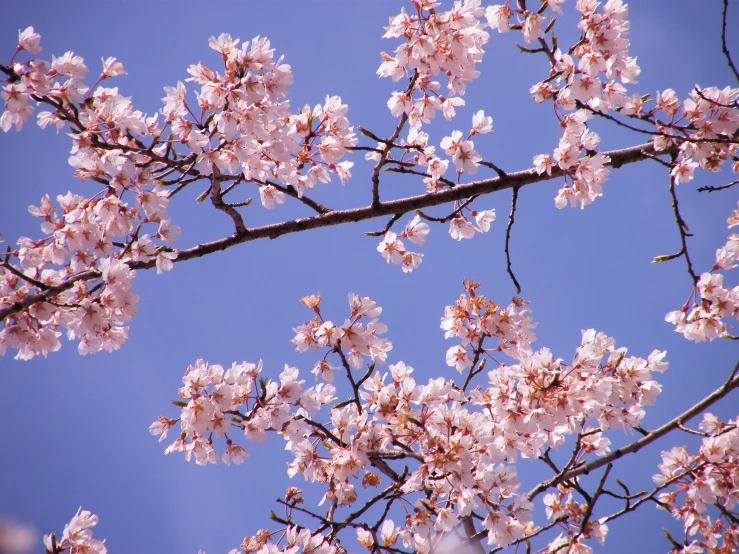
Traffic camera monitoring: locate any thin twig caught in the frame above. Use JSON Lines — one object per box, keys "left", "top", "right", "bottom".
{"left": 505, "top": 187, "right": 521, "bottom": 294}
{"left": 697, "top": 179, "right": 739, "bottom": 193}
{"left": 262, "top": 179, "right": 331, "bottom": 215}
{"left": 479, "top": 160, "right": 508, "bottom": 178}
{"left": 666, "top": 168, "right": 699, "bottom": 284}
{"left": 417, "top": 196, "right": 478, "bottom": 223}
{"left": 369, "top": 73, "right": 418, "bottom": 208}
{"left": 334, "top": 342, "right": 363, "bottom": 414}
{"left": 722, "top": 0, "right": 739, "bottom": 85}
{"left": 365, "top": 213, "right": 404, "bottom": 237}
{"left": 384, "top": 165, "right": 457, "bottom": 188}
{"left": 0, "top": 262, "right": 49, "bottom": 290}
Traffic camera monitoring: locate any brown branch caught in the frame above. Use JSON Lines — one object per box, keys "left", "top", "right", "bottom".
{"left": 0, "top": 262, "right": 49, "bottom": 290}
{"left": 369, "top": 73, "right": 418, "bottom": 208}
{"left": 1, "top": 140, "right": 672, "bottom": 323}
{"left": 416, "top": 195, "right": 478, "bottom": 223}
{"left": 479, "top": 160, "right": 507, "bottom": 178}
{"left": 210, "top": 169, "right": 247, "bottom": 234}
{"left": 462, "top": 516, "right": 486, "bottom": 554}
{"left": 364, "top": 213, "right": 404, "bottom": 237}
{"left": 571, "top": 464, "right": 612, "bottom": 547}
{"left": 461, "top": 335, "right": 487, "bottom": 393}
{"left": 384, "top": 165, "right": 457, "bottom": 188}
{"left": 0, "top": 269, "right": 99, "bottom": 322}
{"left": 528, "top": 359, "right": 739, "bottom": 501}
{"left": 262, "top": 179, "right": 331, "bottom": 215}
{"left": 334, "top": 341, "right": 363, "bottom": 414}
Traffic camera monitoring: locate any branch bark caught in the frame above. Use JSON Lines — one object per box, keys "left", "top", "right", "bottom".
{"left": 1, "top": 140, "right": 670, "bottom": 323}
{"left": 528, "top": 359, "right": 739, "bottom": 501}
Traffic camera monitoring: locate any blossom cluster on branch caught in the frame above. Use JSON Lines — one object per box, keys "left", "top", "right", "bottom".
{"left": 147, "top": 283, "right": 676, "bottom": 553}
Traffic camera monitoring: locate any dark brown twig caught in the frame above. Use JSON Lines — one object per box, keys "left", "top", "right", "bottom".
{"left": 505, "top": 187, "right": 521, "bottom": 294}
{"left": 262, "top": 179, "right": 331, "bottom": 215}
{"left": 697, "top": 179, "right": 739, "bottom": 193}
{"left": 365, "top": 213, "right": 404, "bottom": 237}
{"left": 722, "top": 0, "right": 739, "bottom": 85}
{"left": 666, "top": 168, "right": 699, "bottom": 284}
{"left": 0, "top": 262, "right": 49, "bottom": 290}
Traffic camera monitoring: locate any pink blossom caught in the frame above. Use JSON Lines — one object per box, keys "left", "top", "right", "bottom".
{"left": 449, "top": 217, "right": 476, "bottom": 240}
{"left": 471, "top": 109, "right": 493, "bottom": 134}
{"left": 18, "top": 26, "right": 41, "bottom": 54}
{"left": 377, "top": 231, "right": 405, "bottom": 264}
{"left": 474, "top": 209, "right": 496, "bottom": 232}
{"left": 259, "top": 185, "right": 285, "bottom": 209}
{"left": 402, "top": 215, "right": 430, "bottom": 246}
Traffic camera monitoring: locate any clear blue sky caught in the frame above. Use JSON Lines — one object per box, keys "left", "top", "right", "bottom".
{"left": 1, "top": 2, "right": 737, "bottom": 553}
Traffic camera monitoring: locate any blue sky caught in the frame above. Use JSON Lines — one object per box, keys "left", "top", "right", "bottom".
{"left": 1, "top": 2, "right": 738, "bottom": 553}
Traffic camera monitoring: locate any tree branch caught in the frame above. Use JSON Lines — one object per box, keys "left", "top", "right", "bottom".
{"left": 528, "top": 359, "right": 739, "bottom": 501}
{"left": 210, "top": 169, "right": 247, "bottom": 235}
{"left": 1, "top": 140, "right": 673, "bottom": 323}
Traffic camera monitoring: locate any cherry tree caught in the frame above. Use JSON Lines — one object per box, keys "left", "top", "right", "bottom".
{"left": 1, "top": 1, "right": 738, "bottom": 553}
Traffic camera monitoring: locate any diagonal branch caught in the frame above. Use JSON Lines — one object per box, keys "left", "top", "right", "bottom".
{"left": 262, "top": 179, "right": 331, "bottom": 215}
{"left": 528, "top": 359, "right": 739, "bottom": 501}
{"left": 1, "top": 140, "right": 673, "bottom": 323}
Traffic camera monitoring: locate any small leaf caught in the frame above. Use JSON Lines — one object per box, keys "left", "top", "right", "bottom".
{"left": 196, "top": 187, "right": 211, "bottom": 203}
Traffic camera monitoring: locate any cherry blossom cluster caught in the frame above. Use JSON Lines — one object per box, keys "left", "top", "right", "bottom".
{"left": 1, "top": 28, "right": 358, "bottom": 360}
{"left": 377, "top": 214, "right": 429, "bottom": 273}
{"left": 653, "top": 413, "right": 739, "bottom": 554}
{"left": 534, "top": 109, "right": 612, "bottom": 209}
{"left": 666, "top": 202, "right": 739, "bottom": 342}
{"left": 443, "top": 281, "right": 668, "bottom": 456}
{"left": 523, "top": 0, "right": 640, "bottom": 209}
{"left": 523, "top": 2, "right": 739, "bottom": 211}
{"left": 43, "top": 508, "right": 106, "bottom": 554}
{"left": 371, "top": 111, "right": 495, "bottom": 272}
{"left": 150, "top": 283, "right": 675, "bottom": 553}
{"left": 169, "top": 33, "right": 357, "bottom": 201}
{"left": 43, "top": 510, "right": 338, "bottom": 554}
{"left": 289, "top": 293, "right": 537, "bottom": 550}
{"left": 0, "top": 29, "right": 179, "bottom": 359}
{"left": 291, "top": 292, "right": 393, "bottom": 370}
{"left": 373, "top": 112, "right": 496, "bottom": 273}
{"left": 379, "top": 0, "right": 490, "bottom": 130}
{"left": 357, "top": 361, "right": 535, "bottom": 550}
{"left": 366, "top": 1, "right": 486, "bottom": 203}
{"left": 237, "top": 526, "right": 337, "bottom": 554}
{"left": 149, "top": 357, "right": 337, "bottom": 466}
{"left": 652, "top": 85, "right": 739, "bottom": 182}
{"left": 376, "top": 2, "right": 502, "bottom": 191}
{"left": 542, "top": 487, "right": 609, "bottom": 553}
{"left": 1, "top": 238, "right": 144, "bottom": 359}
